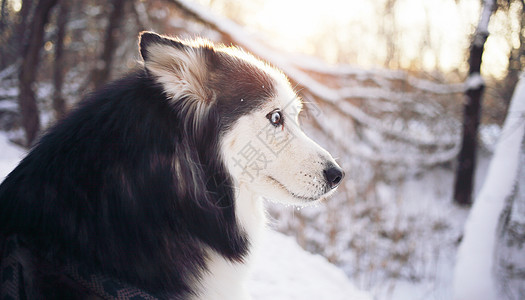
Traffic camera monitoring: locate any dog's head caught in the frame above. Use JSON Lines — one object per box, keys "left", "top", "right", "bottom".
{"left": 140, "top": 32, "right": 344, "bottom": 205}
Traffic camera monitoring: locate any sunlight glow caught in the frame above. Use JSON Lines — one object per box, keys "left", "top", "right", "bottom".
{"left": 249, "top": 0, "right": 374, "bottom": 50}
{"left": 195, "top": 0, "right": 512, "bottom": 78}
{"left": 11, "top": 0, "right": 22, "bottom": 12}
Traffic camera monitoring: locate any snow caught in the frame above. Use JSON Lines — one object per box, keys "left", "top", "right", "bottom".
{"left": 479, "top": 124, "right": 501, "bottom": 153}
{"left": 0, "top": 132, "right": 371, "bottom": 300}
{"left": 287, "top": 55, "right": 465, "bottom": 95}
{"left": 0, "top": 2, "right": 511, "bottom": 298}
{"left": 475, "top": 0, "right": 495, "bottom": 45}
{"left": 354, "top": 167, "right": 473, "bottom": 300}
{"left": 0, "top": 134, "right": 25, "bottom": 180}
{"left": 465, "top": 73, "right": 485, "bottom": 91}
{"left": 0, "top": 100, "right": 18, "bottom": 112}
{"left": 251, "top": 231, "right": 372, "bottom": 300}
{"left": 0, "top": 63, "right": 18, "bottom": 81}
{"left": 453, "top": 73, "right": 525, "bottom": 300}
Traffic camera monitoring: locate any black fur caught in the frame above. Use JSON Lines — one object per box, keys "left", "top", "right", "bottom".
{"left": 0, "top": 33, "right": 276, "bottom": 299}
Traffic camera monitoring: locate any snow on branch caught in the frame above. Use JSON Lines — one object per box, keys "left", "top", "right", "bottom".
{"left": 312, "top": 91, "right": 457, "bottom": 147}
{"left": 465, "top": 73, "right": 485, "bottom": 91}
{"left": 166, "top": 0, "right": 461, "bottom": 166}
{"left": 287, "top": 55, "right": 465, "bottom": 95}
{"left": 474, "top": 0, "right": 495, "bottom": 46}
{"left": 309, "top": 107, "right": 459, "bottom": 167}
{"left": 408, "top": 76, "right": 465, "bottom": 94}
{"left": 0, "top": 63, "right": 19, "bottom": 81}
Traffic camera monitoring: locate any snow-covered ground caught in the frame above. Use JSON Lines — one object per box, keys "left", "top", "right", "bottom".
{"left": 268, "top": 119, "right": 495, "bottom": 300}
{"left": 269, "top": 152, "right": 491, "bottom": 300}
{"left": 0, "top": 133, "right": 26, "bottom": 179}
{"left": 252, "top": 231, "right": 371, "bottom": 300}
{"left": 0, "top": 133, "right": 372, "bottom": 300}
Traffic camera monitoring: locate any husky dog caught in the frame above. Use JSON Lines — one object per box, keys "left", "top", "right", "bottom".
{"left": 0, "top": 32, "right": 343, "bottom": 299}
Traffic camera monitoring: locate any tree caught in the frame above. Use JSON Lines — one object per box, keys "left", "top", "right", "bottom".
{"left": 53, "top": 0, "right": 70, "bottom": 119}
{"left": 90, "top": 0, "right": 126, "bottom": 89}
{"left": 453, "top": 72, "right": 525, "bottom": 300}
{"left": 381, "top": 0, "right": 399, "bottom": 68}
{"left": 0, "top": 0, "right": 31, "bottom": 69}
{"left": 495, "top": 130, "right": 525, "bottom": 299}
{"left": 494, "top": 73, "right": 525, "bottom": 299}
{"left": 0, "top": 0, "right": 8, "bottom": 34}
{"left": 502, "top": 0, "right": 525, "bottom": 104}
{"left": 18, "top": 0, "right": 58, "bottom": 146}
{"left": 453, "top": 0, "right": 496, "bottom": 205}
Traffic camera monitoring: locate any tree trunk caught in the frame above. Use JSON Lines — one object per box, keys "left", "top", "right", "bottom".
{"left": 17, "top": 0, "right": 33, "bottom": 50}
{"left": 0, "top": 0, "right": 8, "bottom": 33}
{"left": 494, "top": 72, "right": 525, "bottom": 298}
{"left": 53, "top": 0, "right": 69, "bottom": 119}
{"left": 453, "top": 73, "right": 525, "bottom": 300}
{"left": 18, "top": 0, "right": 58, "bottom": 146}
{"left": 502, "top": 1, "right": 525, "bottom": 106}
{"left": 1, "top": 0, "right": 32, "bottom": 69}
{"left": 495, "top": 129, "right": 525, "bottom": 299}
{"left": 0, "top": 0, "right": 9, "bottom": 69}
{"left": 91, "top": 0, "right": 125, "bottom": 89}
{"left": 382, "top": 0, "right": 398, "bottom": 69}
{"left": 453, "top": 0, "right": 495, "bottom": 206}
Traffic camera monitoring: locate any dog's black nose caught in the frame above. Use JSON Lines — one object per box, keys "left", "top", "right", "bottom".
{"left": 323, "top": 166, "right": 344, "bottom": 189}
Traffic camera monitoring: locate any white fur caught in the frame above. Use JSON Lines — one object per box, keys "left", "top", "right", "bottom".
{"left": 221, "top": 80, "right": 339, "bottom": 206}
{"left": 195, "top": 79, "right": 340, "bottom": 300}
{"left": 144, "top": 43, "right": 214, "bottom": 104}
{"left": 144, "top": 36, "right": 341, "bottom": 299}
{"left": 194, "top": 184, "right": 265, "bottom": 300}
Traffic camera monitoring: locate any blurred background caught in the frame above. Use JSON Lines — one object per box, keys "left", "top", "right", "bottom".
{"left": 0, "top": 0, "right": 524, "bottom": 299}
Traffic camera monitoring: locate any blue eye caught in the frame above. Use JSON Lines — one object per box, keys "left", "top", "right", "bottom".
{"left": 267, "top": 111, "right": 283, "bottom": 127}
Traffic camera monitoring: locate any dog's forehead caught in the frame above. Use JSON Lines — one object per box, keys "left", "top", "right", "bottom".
{"left": 214, "top": 47, "right": 301, "bottom": 118}
{"left": 271, "top": 80, "right": 302, "bottom": 114}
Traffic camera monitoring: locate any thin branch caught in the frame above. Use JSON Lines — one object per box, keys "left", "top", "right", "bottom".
{"left": 0, "top": 62, "right": 20, "bottom": 81}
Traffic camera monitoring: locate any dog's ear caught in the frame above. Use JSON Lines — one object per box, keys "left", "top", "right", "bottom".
{"left": 139, "top": 31, "right": 216, "bottom": 104}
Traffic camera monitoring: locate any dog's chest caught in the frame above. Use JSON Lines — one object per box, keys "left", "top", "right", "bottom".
{"left": 194, "top": 187, "right": 265, "bottom": 300}
{"left": 194, "top": 251, "right": 252, "bottom": 300}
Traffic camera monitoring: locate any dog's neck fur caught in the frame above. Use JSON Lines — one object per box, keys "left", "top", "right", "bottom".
{"left": 195, "top": 182, "right": 266, "bottom": 300}
{"left": 235, "top": 182, "right": 266, "bottom": 241}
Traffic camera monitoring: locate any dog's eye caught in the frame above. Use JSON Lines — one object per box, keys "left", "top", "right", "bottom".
{"left": 267, "top": 111, "right": 283, "bottom": 127}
